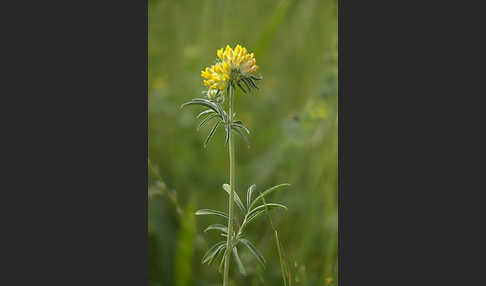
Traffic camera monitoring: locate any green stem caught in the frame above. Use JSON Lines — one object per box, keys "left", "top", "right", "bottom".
{"left": 223, "top": 84, "right": 235, "bottom": 286}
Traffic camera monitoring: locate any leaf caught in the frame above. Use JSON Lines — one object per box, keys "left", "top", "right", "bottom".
{"left": 237, "top": 81, "right": 247, "bottom": 93}
{"left": 224, "top": 123, "right": 230, "bottom": 146}
{"left": 246, "top": 203, "right": 287, "bottom": 226}
{"left": 232, "top": 123, "right": 250, "bottom": 134}
{"left": 195, "top": 209, "right": 228, "bottom": 220}
{"left": 197, "top": 113, "right": 219, "bottom": 130}
{"left": 196, "top": 109, "right": 215, "bottom": 119}
{"left": 192, "top": 98, "right": 226, "bottom": 120}
{"left": 245, "top": 209, "right": 265, "bottom": 226}
{"left": 241, "top": 78, "right": 252, "bottom": 92}
{"left": 246, "top": 184, "right": 256, "bottom": 209}
{"left": 239, "top": 238, "right": 266, "bottom": 267}
{"left": 247, "top": 78, "right": 259, "bottom": 89}
{"left": 201, "top": 241, "right": 226, "bottom": 264}
{"left": 181, "top": 100, "right": 218, "bottom": 115}
{"left": 182, "top": 98, "right": 227, "bottom": 122}
{"left": 248, "top": 203, "right": 287, "bottom": 217}
{"left": 210, "top": 243, "right": 226, "bottom": 266}
{"left": 249, "top": 183, "right": 290, "bottom": 210}
{"left": 233, "top": 246, "right": 247, "bottom": 276}
{"left": 204, "top": 224, "right": 228, "bottom": 234}
{"left": 195, "top": 209, "right": 239, "bottom": 226}
{"left": 218, "top": 251, "right": 226, "bottom": 273}
{"left": 222, "top": 183, "right": 246, "bottom": 212}
{"left": 231, "top": 127, "right": 250, "bottom": 147}
{"left": 204, "top": 121, "right": 222, "bottom": 147}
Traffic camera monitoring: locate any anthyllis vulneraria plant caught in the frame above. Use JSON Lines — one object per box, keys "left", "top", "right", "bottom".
{"left": 181, "top": 44, "right": 290, "bottom": 286}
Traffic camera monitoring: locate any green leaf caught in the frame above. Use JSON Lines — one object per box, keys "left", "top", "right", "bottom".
{"left": 224, "top": 123, "right": 230, "bottom": 146}
{"left": 210, "top": 243, "right": 226, "bottom": 266}
{"left": 182, "top": 98, "right": 227, "bottom": 122}
{"left": 240, "top": 78, "right": 252, "bottom": 91}
{"left": 218, "top": 252, "right": 226, "bottom": 273}
{"left": 204, "top": 224, "right": 228, "bottom": 234}
{"left": 222, "top": 184, "right": 246, "bottom": 212}
{"left": 201, "top": 241, "right": 226, "bottom": 264}
{"left": 181, "top": 100, "right": 218, "bottom": 115}
{"left": 246, "top": 184, "right": 256, "bottom": 209}
{"left": 197, "top": 113, "right": 219, "bottom": 130}
{"left": 245, "top": 209, "right": 265, "bottom": 226}
{"left": 195, "top": 209, "right": 228, "bottom": 220}
{"left": 237, "top": 81, "right": 247, "bottom": 93}
{"left": 248, "top": 203, "right": 287, "bottom": 217}
{"left": 249, "top": 183, "right": 290, "bottom": 210}
{"left": 239, "top": 238, "right": 266, "bottom": 267}
{"left": 192, "top": 98, "right": 226, "bottom": 120}
{"left": 247, "top": 78, "right": 259, "bottom": 89}
{"left": 232, "top": 123, "right": 250, "bottom": 134}
{"left": 204, "top": 121, "right": 222, "bottom": 147}
{"left": 231, "top": 127, "right": 250, "bottom": 147}
{"left": 195, "top": 209, "right": 239, "bottom": 226}
{"left": 233, "top": 246, "right": 247, "bottom": 276}
{"left": 196, "top": 109, "right": 214, "bottom": 118}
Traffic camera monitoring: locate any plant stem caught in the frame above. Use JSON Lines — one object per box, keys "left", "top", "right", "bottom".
{"left": 223, "top": 84, "right": 235, "bottom": 286}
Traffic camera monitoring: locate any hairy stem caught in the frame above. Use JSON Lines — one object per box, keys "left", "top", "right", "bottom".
{"left": 223, "top": 84, "right": 235, "bottom": 286}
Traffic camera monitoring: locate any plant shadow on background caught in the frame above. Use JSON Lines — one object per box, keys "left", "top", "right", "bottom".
{"left": 148, "top": 0, "right": 338, "bottom": 285}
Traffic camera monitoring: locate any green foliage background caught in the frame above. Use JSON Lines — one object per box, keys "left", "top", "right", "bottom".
{"left": 148, "top": 0, "right": 338, "bottom": 285}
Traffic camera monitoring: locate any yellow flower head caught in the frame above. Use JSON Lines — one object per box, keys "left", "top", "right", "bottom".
{"left": 201, "top": 61, "right": 230, "bottom": 91}
{"left": 217, "top": 44, "right": 259, "bottom": 76}
{"left": 201, "top": 44, "right": 260, "bottom": 98}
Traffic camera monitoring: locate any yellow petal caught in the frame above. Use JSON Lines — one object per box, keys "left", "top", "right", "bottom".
{"left": 222, "top": 61, "right": 230, "bottom": 72}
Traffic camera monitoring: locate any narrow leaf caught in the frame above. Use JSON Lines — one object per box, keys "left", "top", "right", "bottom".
{"left": 231, "top": 127, "right": 250, "bottom": 147}
{"left": 197, "top": 113, "right": 219, "bottom": 130}
{"left": 204, "top": 121, "right": 222, "bottom": 147}
{"left": 247, "top": 78, "right": 259, "bottom": 89}
{"left": 239, "top": 238, "right": 266, "bottom": 267}
{"left": 246, "top": 184, "right": 256, "bottom": 209}
{"left": 196, "top": 109, "right": 215, "bottom": 119}
{"left": 233, "top": 246, "right": 247, "bottom": 276}
{"left": 224, "top": 123, "right": 230, "bottom": 146}
{"left": 204, "top": 224, "right": 228, "bottom": 234}
{"left": 181, "top": 100, "right": 218, "bottom": 115}
{"left": 218, "top": 252, "right": 226, "bottom": 273}
{"left": 245, "top": 209, "right": 266, "bottom": 225}
{"left": 222, "top": 184, "right": 246, "bottom": 212}
{"left": 209, "top": 243, "right": 226, "bottom": 266}
{"left": 232, "top": 123, "right": 250, "bottom": 134}
{"left": 248, "top": 203, "right": 287, "bottom": 218}
{"left": 237, "top": 81, "right": 247, "bottom": 93}
{"left": 249, "top": 183, "right": 290, "bottom": 209}
{"left": 201, "top": 241, "right": 226, "bottom": 264}
{"left": 195, "top": 209, "right": 228, "bottom": 220}
{"left": 241, "top": 78, "right": 252, "bottom": 92}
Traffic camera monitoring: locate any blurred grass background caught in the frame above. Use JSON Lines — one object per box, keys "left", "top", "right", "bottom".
{"left": 148, "top": 0, "right": 338, "bottom": 285}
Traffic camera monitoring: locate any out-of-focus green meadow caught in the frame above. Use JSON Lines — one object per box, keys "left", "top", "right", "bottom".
{"left": 148, "top": 0, "right": 338, "bottom": 285}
